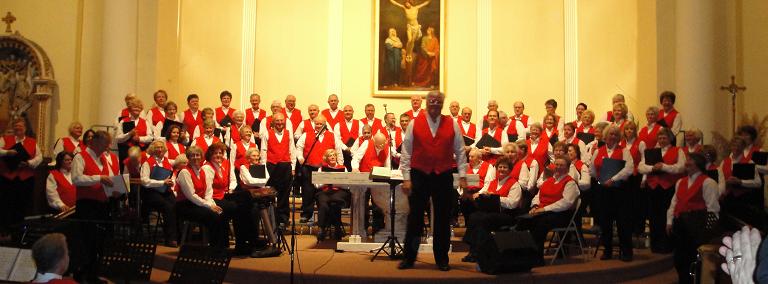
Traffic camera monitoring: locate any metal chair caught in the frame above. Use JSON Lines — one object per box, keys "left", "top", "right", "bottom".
{"left": 545, "top": 198, "right": 586, "bottom": 265}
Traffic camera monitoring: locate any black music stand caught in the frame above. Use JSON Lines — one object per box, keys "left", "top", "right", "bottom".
{"left": 97, "top": 238, "right": 157, "bottom": 282}
{"left": 371, "top": 177, "right": 404, "bottom": 261}
{"left": 168, "top": 245, "right": 231, "bottom": 284}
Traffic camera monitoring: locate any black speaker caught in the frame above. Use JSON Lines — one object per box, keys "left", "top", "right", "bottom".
{"left": 476, "top": 230, "right": 539, "bottom": 274}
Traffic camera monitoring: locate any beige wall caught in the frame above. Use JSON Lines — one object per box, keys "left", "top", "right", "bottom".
{"left": 741, "top": 0, "right": 768, "bottom": 126}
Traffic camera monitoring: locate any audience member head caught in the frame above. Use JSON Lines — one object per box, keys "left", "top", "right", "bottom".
{"left": 32, "top": 233, "right": 69, "bottom": 276}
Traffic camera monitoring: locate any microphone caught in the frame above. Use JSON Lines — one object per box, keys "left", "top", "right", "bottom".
{"left": 383, "top": 103, "right": 387, "bottom": 108}
{"left": 316, "top": 123, "right": 328, "bottom": 139}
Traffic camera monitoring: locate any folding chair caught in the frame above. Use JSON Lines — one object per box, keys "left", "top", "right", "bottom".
{"left": 545, "top": 198, "right": 586, "bottom": 265}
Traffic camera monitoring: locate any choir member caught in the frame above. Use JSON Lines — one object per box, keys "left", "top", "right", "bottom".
{"left": 334, "top": 105, "right": 362, "bottom": 171}
{"left": 516, "top": 141, "right": 538, "bottom": 192}
{"left": 260, "top": 113, "right": 297, "bottom": 224}
{"left": 525, "top": 122, "right": 553, "bottom": 175}
{"left": 538, "top": 142, "right": 580, "bottom": 183}
{"left": 180, "top": 94, "right": 203, "bottom": 139}
{"left": 658, "top": 91, "right": 682, "bottom": 137}
{"left": 193, "top": 119, "right": 221, "bottom": 153}
{"left": 215, "top": 90, "right": 236, "bottom": 124}
{"left": 259, "top": 101, "right": 294, "bottom": 138}
{"left": 461, "top": 156, "right": 523, "bottom": 263}
{"left": 458, "top": 148, "right": 494, "bottom": 228}
{"left": 360, "top": 104, "right": 386, "bottom": 137}
{"left": 77, "top": 129, "right": 95, "bottom": 154}
{"left": 542, "top": 113, "right": 560, "bottom": 146}
{"left": 666, "top": 153, "right": 720, "bottom": 284}
{"left": 140, "top": 141, "right": 178, "bottom": 247}
{"left": 477, "top": 110, "right": 508, "bottom": 164}
{"left": 153, "top": 101, "right": 188, "bottom": 144}
{"left": 610, "top": 102, "right": 629, "bottom": 133}
{"left": 518, "top": 156, "right": 580, "bottom": 265}
{"left": 544, "top": 99, "right": 565, "bottom": 135}
{"left": 398, "top": 91, "right": 468, "bottom": 271}
{"left": 603, "top": 94, "right": 635, "bottom": 122}
{"left": 585, "top": 121, "right": 610, "bottom": 158}
{"left": 315, "top": 149, "right": 351, "bottom": 241}
{"left": 0, "top": 118, "right": 43, "bottom": 235}
{"left": 115, "top": 98, "right": 153, "bottom": 163}
{"left": 620, "top": 121, "right": 647, "bottom": 235}
{"left": 203, "top": 142, "right": 244, "bottom": 248}
{"left": 122, "top": 146, "right": 145, "bottom": 183}
{"left": 284, "top": 95, "right": 303, "bottom": 133}
{"left": 238, "top": 148, "right": 279, "bottom": 257}
{"left": 638, "top": 127, "right": 685, "bottom": 253}
{"left": 164, "top": 124, "right": 186, "bottom": 164}
{"left": 46, "top": 152, "right": 76, "bottom": 212}
{"left": 321, "top": 94, "right": 344, "bottom": 129}
{"left": 479, "top": 100, "right": 498, "bottom": 129}
{"left": 639, "top": 106, "right": 662, "bottom": 149}
{"left": 175, "top": 146, "right": 228, "bottom": 248}
{"left": 350, "top": 125, "right": 373, "bottom": 155}
{"left": 506, "top": 101, "right": 529, "bottom": 142}
{"left": 449, "top": 101, "right": 461, "bottom": 120}
{"left": 70, "top": 130, "right": 119, "bottom": 280}
{"left": 506, "top": 142, "right": 534, "bottom": 192}
{"left": 231, "top": 125, "right": 257, "bottom": 170}
{"left": 737, "top": 125, "right": 767, "bottom": 175}
{"left": 350, "top": 132, "right": 388, "bottom": 236}
{"left": 573, "top": 102, "right": 588, "bottom": 128}
{"left": 384, "top": 113, "right": 404, "bottom": 167}
{"left": 245, "top": 93, "right": 268, "bottom": 131}
{"left": 562, "top": 122, "right": 588, "bottom": 162}
{"left": 591, "top": 125, "right": 634, "bottom": 261}
{"left": 143, "top": 89, "right": 168, "bottom": 126}
{"left": 683, "top": 128, "right": 703, "bottom": 155}
{"left": 404, "top": 95, "right": 425, "bottom": 120}
{"left": 399, "top": 112, "right": 411, "bottom": 132}
{"left": 498, "top": 111, "right": 510, "bottom": 129}
{"left": 117, "top": 93, "right": 137, "bottom": 122}
{"left": 567, "top": 143, "right": 592, "bottom": 230}
{"left": 458, "top": 108, "right": 477, "bottom": 145}
{"left": 296, "top": 116, "right": 341, "bottom": 223}
{"left": 718, "top": 136, "right": 763, "bottom": 230}
{"left": 294, "top": 104, "right": 320, "bottom": 140}
{"left": 30, "top": 233, "right": 76, "bottom": 284}
{"left": 224, "top": 110, "right": 247, "bottom": 145}
{"left": 53, "top": 121, "right": 84, "bottom": 157}
{"left": 577, "top": 109, "right": 596, "bottom": 134}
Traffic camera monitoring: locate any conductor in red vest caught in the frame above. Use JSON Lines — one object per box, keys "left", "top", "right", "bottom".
{"left": 399, "top": 91, "right": 468, "bottom": 271}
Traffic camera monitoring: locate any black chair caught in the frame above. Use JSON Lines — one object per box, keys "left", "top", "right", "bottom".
{"left": 168, "top": 245, "right": 231, "bottom": 284}
{"left": 97, "top": 238, "right": 156, "bottom": 282}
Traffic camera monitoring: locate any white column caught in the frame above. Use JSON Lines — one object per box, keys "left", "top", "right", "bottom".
{"left": 240, "top": 0, "right": 257, "bottom": 109}
{"left": 476, "top": 0, "right": 492, "bottom": 114}
{"left": 563, "top": 0, "right": 578, "bottom": 121}
{"left": 327, "top": 0, "right": 343, "bottom": 97}
{"left": 675, "top": 0, "right": 716, "bottom": 136}
{"left": 98, "top": 0, "right": 138, "bottom": 124}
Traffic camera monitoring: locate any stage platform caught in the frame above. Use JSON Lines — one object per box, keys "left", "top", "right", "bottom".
{"left": 149, "top": 234, "right": 674, "bottom": 284}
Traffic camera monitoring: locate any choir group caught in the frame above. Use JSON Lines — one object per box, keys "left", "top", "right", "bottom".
{"left": 1, "top": 89, "right": 766, "bottom": 282}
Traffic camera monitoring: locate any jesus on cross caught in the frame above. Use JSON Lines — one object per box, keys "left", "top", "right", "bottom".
{"left": 388, "top": 0, "right": 431, "bottom": 64}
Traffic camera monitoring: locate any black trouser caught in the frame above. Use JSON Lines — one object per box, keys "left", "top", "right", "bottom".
{"left": 648, "top": 186, "right": 675, "bottom": 253}
{"left": 627, "top": 174, "right": 647, "bottom": 235}
{"left": 342, "top": 150, "right": 353, "bottom": 172}
{"left": 0, "top": 177, "right": 33, "bottom": 234}
{"left": 176, "top": 200, "right": 228, "bottom": 248}
{"left": 588, "top": 178, "right": 602, "bottom": 226}
{"left": 267, "top": 162, "right": 292, "bottom": 224}
{"left": 598, "top": 183, "right": 634, "bottom": 256}
{"left": 459, "top": 195, "right": 478, "bottom": 228}
{"left": 720, "top": 189, "right": 768, "bottom": 232}
{"left": 365, "top": 189, "right": 384, "bottom": 232}
{"left": 316, "top": 189, "right": 351, "bottom": 228}
{"left": 72, "top": 198, "right": 110, "bottom": 280}
{"left": 141, "top": 187, "right": 177, "bottom": 242}
{"left": 227, "top": 190, "right": 265, "bottom": 247}
{"left": 671, "top": 213, "right": 708, "bottom": 284}
{"left": 517, "top": 210, "right": 572, "bottom": 263}
{"left": 462, "top": 209, "right": 521, "bottom": 256}
{"left": 300, "top": 165, "right": 319, "bottom": 220}
{"left": 403, "top": 170, "right": 453, "bottom": 265}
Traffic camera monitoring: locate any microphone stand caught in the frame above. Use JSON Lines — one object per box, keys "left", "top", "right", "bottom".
{"left": 288, "top": 124, "right": 326, "bottom": 284}
{"left": 371, "top": 104, "right": 403, "bottom": 261}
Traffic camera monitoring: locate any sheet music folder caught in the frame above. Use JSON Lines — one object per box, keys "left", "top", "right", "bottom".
{"left": 475, "top": 134, "right": 501, "bottom": 148}
{"left": 733, "top": 163, "right": 755, "bottom": 180}
{"left": 463, "top": 136, "right": 475, "bottom": 146}
{"left": 476, "top": 194, "right": 501, "bottom": 213}
{"left": 249, "top": 164, "right": 267, "bottom": 179}
{"left": 598, "top": 158, "right": 626, "bottom": 186}
{"left": 150, "top": 167, "right": 173, "bottom": 192}
{"left": 644, "top": 148, "right": 663, "bottom": 165}
{"left": 2, "top": 143, "right": 30, "bottom": 170}
{"left": 752, "top": 151, "right": 768, "bottom": 166}
{"left": 576, "top": 132, "right": 595, "bottom": 145}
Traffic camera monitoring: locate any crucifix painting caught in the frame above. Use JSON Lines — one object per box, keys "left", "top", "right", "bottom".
{"left": 373, "top": 0, "right": 444, "bottom": 97}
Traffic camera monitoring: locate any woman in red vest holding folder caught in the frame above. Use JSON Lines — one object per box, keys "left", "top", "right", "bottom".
{"left": 638, "top": 127, "right": 685, "bottom": 254}
{"left": 140, "top": 141, "right": 178, "bottom": 247}
{"left": 590, "top": 125, "right": 635, "bottom": 261}
{"left": 718, "top": 136, "right": 763, "bottom": 231}
{"left": 46, "top": 152, "right": 76, "bottom": 212}
{"left": 666, "top": 153, "right": 720, "bottom": 284}
{"left": 175, "top": 146, "right": 228, "bottom": 248}
{"left": 0, "top": 118, "right": 43, "bottom": 238}
{"left": 458, "top": 148, "right": 496, "bottom": 229}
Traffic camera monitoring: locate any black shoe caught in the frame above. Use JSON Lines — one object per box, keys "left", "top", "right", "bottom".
{"left": 251, "top": 246, "right": 281, "bottom": 258}
{"left": 437, "top": 262, "right": 451, "bottom": 271}
{"left": 461, "top": 254, "right": 476, "bottom": 263}
{"left": 619, "top": 254, "right": 633, "bottom": 262}
{"left": 398, "top": 259, "right": 415, "bottom": 269}
{"left": 333, "top": 226, "right": 345, "bottom": 241}
{"left": 317, "top": 229, "right": 327, "bottom": 242}
{"left": 234, "top": 244, "right": 252, "bottom": 256}
{"left": 600, "top": 252, "right": 613, "bottom": 260}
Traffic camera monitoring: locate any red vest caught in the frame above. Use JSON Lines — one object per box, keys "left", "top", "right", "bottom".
{"left": 683, "top": 144, "right": 703, "bottom": 156}
{"left": 388, "top": 127, "right": 403, "bottom": 148}
{"left": 362, "top": 117, "right": 385, "bottom": 136}
{"left": 359, "top": 140, "right": 389, "bottom": 172}
{"left": 61, "top": 136, "right": 80, "bottom": 153}
{"left": 176, "top": 166, "right": 207, "bottom": 202}
{"left": 459, "top": 121, "right": 477, "bottom": 138}
{"left": 304, "top": 132, "right": 336, "bottom": 167}
{"left": 605, "top": 110, "right": 614, "bottom": 122}
{"left": 166, "top": 141, "right": 186, "bottom": 160}
{"left": 301, "top": 119, "right": 315, "bottom": 138}
{"left": 573, "top": 160, "right": 584, "bottom": 172}
{"left": 183, "top": 109, "right": 203, "bottom": 137}
{"left": 149, "top": 107, "right": 165, "bottom": 126}
{"left": 646, "top": 147, "right": 684, "bottom": 189}
{"left": 507, "top": 115, "right": 529, "bottom": 135}
{"left": 466, "top": 161, "right": 491, "bottom": 191}
{"left": 576, "top": 124, "right": 596, "bottom": 134}
{"left": 215, "top": 107, "right": 235, "bottom": 124}
{"left": 286, "top": 108, "right": 303, "bottom": 132}
{"left": 593, "top": 145, "right": 624, "bottom": 179}
{"left": 321, "top": 109, "right": 344, "bottom": 129}
{"left": 209, "top": 161, "right": 230, "bottom": 200}
{"left": 234, "top": 141, "right": 257, "bottom": 169}
{"left": 721, "top": 156, "right": 753, "bottom": 197}
{"left": 245, "top": 108, "right": 267, "bottom": 126}
{"left": 121, "top": 117, "right": 149, "bottom": 148}
{"left": 194, "top": 136, "right": 220, "bottom": 154}
{"left": 405, "top": 109, "right": 425, "bottom": 120}
{"left": 638, "top": 124, "right": 661, "bottom": 149}
{"left": 319, "top": 164, "right": 347, "bottom": 192}
{"left": 49, "top": 170, "right": 76, "bottom": 207}
{"left": 487, "top": 175, "right": 518, "bottom": 197}
{"left": 673, "top": 174, "right": 708, "bottom": 217}
{"left": 482, "top": 127, "right": 503, "bottom": 143}
{"left": 410, "top": 115, "right": 456, "bottom": 174}
{"left": 338, "top": 119, "right": 361, "bottom": 144}
{"left": 658, "top": 108, "right": 678, "bottom": 128}
{"left": 1, "top": 136, "right": 37, "bottom": 180}
{"left": 267, "top": 128, "right": 292, "bottom": 164}
{"left": 119, "top": 108, "right": 130, "bottom": 120}
{"left": 77, "top": 150, "right": 118, "bottom": 201}
{"left": 526, "top": 139, "right": 548, "bottom": 174}
{"left": 147, "top": 156, "right": 173, "bottom": 172}
{"left": 539, "top": 175, "right": 574, "bottom": 208}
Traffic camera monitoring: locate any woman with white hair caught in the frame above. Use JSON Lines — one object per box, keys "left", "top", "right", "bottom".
{"left": 140, "top": 140, "right": 178, "bottom": 247}
{"left": 53, "top": 121, "right": 84, "bottom": 157}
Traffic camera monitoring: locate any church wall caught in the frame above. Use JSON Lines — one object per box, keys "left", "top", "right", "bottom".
{"left": 741, "top": 0, "right": 768, "bottom": 123}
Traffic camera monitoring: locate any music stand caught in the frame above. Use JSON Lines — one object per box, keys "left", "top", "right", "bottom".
{"left": 97, "top": 238, "right": 157, "bottom": 282}
{"left": 370, "top": 177, "right": 404, "bottom": 261}
{"left": 168, "top": 245, "right": 231, "bottom": 284}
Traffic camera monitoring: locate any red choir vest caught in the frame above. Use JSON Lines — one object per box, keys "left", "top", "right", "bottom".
{"left": 304, "top": 132, "right": 336, "bottom": 167}
{"left": 176, "top": 166, "right": 207, "bottom": 201}
{"left": 267, "top": 128, "right": 291, "bottom": 164}
{"left": 77, "top": 150, "right": 118, "bottom": 201}
{"left": 121, "top": 117, "right": 149, "bottom": 148}
{"left": 245, "top": 108, "right": 267, "bottom": 126}
{"left": 388, "top": 127, "right": 403, "bottom": 147}
{"left": 487, "top": 175, "right": 518, "bottom": 197}
{"left": 466, "top": 161, "right": 491, "bottom": 191}
{"left": 321, "top": 109, "right": 344, "bottom": 128}
{"left": 658, "top": 108, "right": 678, "bottom": 128}
{"left": 539, "top": 175, "right": 574, "bottom": 208}
{"left": 459, "top": 121, "right": 477, "bottom": 138}
{"left": 183, "top": 109, "right": 203, "bottom": 137}
{"left": 605, "top": 110, "right": 615, "bottom": 122}
{"left": 215, "top": 107, "right": 235, "bottom": 124}
{"left": 683, "top": 144, "right": 703, "bottom": 156}
{"left": 338, "top": 119, "right": 361, "bottom": 144}
{"left": 209, "top": 161, "right": 231, "bottom": 200}
{"left": 673, "top": 174, "right": 709, "bottom": 217}
{"left": 194, "top": 136, "right": 220, "bottom": 154}
{"left": 405, "top": 109, "right": 425, "bottom": 120}
{"left": 593, "top": 145, "right": 624, "bottom": 179}
{"left": 576, "top": 124, "right": 596, "bottom": 134}
{"left": 359, "top": 140, "right": 389, "bottom": 172}
{"left": 147, "top": 156, "right": 173, "bottom": 172}
{"left": 526, "top": 139, "right": 548, "bottom": 174}
{"left": 49, "top": 170, "right": 76, "bottom": 207}
{"left": 639, "top": 124, "right": 661, "bottom": 149}
{"left": 234, "top": 141, "right": 256, "bottom": 168}
{"left": 286, "top": 108, "right": 302, "bottom": 132}
{"left": 646, "top": 147, "right": 685, "bottom": 189}
{"left": 149, "top": 107, "right": 165, "bottom": 126}
{"left": 1, "top": 136, "right": 37, "bottom": 180}
{"left": 166, "top": 141, "right": 185, "bottom": 160}
{"left": 507, "top": 115, "right": 529, "bottom": 135}
{"left": 410, "top": 115, "right": 456, "bottom": 174}
{"left": 361, "top": 117, "right": 385, "bottom": 136}
{"left": 62, "top": 137, "right": 80, "bottom": 153}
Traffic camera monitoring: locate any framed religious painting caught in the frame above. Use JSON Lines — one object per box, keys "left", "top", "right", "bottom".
{"left": 373, "top": 0, "right": 445, "bottom": 97}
